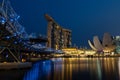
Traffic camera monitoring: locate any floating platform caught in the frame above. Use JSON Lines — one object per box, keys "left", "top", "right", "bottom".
{"left": 0, "top": 62, "right": 32, "bottom": 69}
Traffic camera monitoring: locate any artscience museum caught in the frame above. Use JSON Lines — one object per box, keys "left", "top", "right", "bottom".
{"left": 88, "top": 33, "right": 115, "bottom": 53}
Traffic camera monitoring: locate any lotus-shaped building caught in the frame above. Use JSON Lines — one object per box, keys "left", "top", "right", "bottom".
{"left": 88, "top": 33, "right": 115, "bottom": 53}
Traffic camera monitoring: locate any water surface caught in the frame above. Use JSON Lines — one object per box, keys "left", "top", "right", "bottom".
{"left": 23, "top": 57, "right": 120, "bottom": 80}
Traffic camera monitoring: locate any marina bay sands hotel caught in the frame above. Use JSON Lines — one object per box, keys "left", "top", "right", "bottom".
{"left": 45, "top": 14, "right": 72, "bottom": 50}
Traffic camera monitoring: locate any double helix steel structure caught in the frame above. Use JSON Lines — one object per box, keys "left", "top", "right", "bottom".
{"left": 0, "top": 0, "right": 50, "bottom": 62}
{"left": 0, "top": 0, "right": 28, "bottom": 38}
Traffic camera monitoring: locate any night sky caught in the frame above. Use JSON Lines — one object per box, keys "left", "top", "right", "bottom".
{"left": 3, "top": 0, "right": 120, "bottom": 47}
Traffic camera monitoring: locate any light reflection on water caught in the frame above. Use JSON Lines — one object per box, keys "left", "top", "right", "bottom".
{"left": 23, "top": 58, "right": 120, "bottom": 80}
{"left": 23, "top": 60, "right": 52, "bottom": 80}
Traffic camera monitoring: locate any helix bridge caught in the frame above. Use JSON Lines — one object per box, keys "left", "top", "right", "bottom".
{"left": 0, "top": 0, "right": 50, "bottom": 62}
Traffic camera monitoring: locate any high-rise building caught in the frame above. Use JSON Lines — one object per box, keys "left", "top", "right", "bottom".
{"left": 45, "top": 14, "right": 72, "bottom": 50}
{"left": 114, "top": 36, "right": 120, "bottom": 54}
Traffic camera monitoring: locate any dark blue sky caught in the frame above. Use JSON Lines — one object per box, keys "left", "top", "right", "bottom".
{"left": 4, "top": 0, "right": 120, "bottom": 47}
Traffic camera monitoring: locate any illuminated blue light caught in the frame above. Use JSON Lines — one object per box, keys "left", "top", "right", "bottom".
{"left": 17, "top": 15, "right": 20, "bottom": 19}
{"left": 10, "top": 18, "right": 14, "bottom": 22}
{"left": 15, "top": 15, "right": 20, "bottom": 21}
{"left": 10, "top": 14, "right": 20, "bottom": 21}
{"left": 13, "top": 33, "right": 17, "bottom": 36}
{"left": 23, "top": 60, "right": 52, "bottom": 80}
{"left": 23, "top": 63, "right": 40, "bottom": 80}
{"left": 14, "top": 41, "right": 17, "bottom": 44}
{"left": 6, "top": 36, "right": 10, "bottom": 39}
{"left": 0, "top": 17, "right": 6, "bottom": 24}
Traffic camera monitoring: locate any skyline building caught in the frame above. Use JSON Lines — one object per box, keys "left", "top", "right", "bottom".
{"left": 45, "top": 14, "right": 72, "bottom": 50}
{"left": 114, "top": 36, "right": 120, "bottom": 54}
